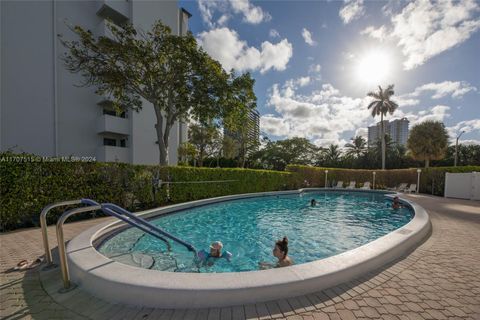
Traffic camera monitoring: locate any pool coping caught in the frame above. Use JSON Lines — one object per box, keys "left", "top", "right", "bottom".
{"left": 66, "top": 189, "right": 431, "bottom": 308}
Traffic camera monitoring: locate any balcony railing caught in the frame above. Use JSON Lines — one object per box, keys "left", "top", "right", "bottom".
{"left": 96, "top": 145, "right": 129, "bottom": 163}
{"left": 97, "top": 114, "right": 129, "bottom": 136}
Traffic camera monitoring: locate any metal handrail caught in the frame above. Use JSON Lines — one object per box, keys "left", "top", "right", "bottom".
{"left": 81, "top": 199, "right": 173, "bottom": 251}
{"left": 55, "top": 199, "right": 198, "bottom": 291}
{"left": 40, "top": 200, "right": 82, "bottom": 266}
{"left": 103, "top": 203, "right": 197, "bottom": 254}
{"left": 57, "top": 205, "right": 102, "bottom": 290}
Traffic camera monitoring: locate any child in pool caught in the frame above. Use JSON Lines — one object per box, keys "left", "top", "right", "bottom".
{"left": 197, "top": 241, "right": 232, "bottom": 266}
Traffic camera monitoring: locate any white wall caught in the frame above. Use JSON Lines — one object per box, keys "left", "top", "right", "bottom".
{"left": 445, "top": 172, "right": 480, "bottom": 201}
{"left": 1, "top": 1, "right": 56, "bottom": 156}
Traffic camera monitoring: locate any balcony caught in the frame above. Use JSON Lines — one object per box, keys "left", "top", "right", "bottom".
{"left": 96, "top": 1, "right": 129, "bottom": 26}
{"left": 96, "top": 145, "right": 129, "bottom": 163}
{"left": 97, "top": 114, "right": 129, "bottom": 136}
{"left": 95, "top": 19, "right": 116, "bottom": 40}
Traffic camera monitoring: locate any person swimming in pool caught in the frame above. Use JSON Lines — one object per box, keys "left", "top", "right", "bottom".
{"left": 392, "top": 196, "right": 403, "bottom": 209}
{"left": 197, "top": 241, "right": 232, "bottom": 266}
{"left": 259, "top": 236, "right": 294, "bottom": 269}
{"left": 310, "top": 199, "right": 317, "bottom": 207}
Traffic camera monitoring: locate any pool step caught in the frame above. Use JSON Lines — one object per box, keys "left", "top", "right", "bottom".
{"left": 110, "top": 252, "right": 155, "bottom": 269}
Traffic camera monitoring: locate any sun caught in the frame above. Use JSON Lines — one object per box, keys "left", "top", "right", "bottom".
{"left": 355, "top": 49, "right": 392, "bottom": 87}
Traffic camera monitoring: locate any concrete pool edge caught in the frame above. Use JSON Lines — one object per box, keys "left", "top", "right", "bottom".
{"left": 66, "top": 189, "right": 431, "bottom": 308}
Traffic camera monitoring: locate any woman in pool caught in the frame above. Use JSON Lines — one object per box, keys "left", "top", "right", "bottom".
{"left": 259, "top": 236, "right": 293, "bottom": 269}
{"left": 310, "top": 199, "right": 317, "bottom": 207}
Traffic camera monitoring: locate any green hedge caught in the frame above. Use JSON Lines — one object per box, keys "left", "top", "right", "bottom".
{"left": 0, "top": 152, "right": 294, "bottom": 231}
{"left": 286, "top": 165, "right": 480, "bottom": 196}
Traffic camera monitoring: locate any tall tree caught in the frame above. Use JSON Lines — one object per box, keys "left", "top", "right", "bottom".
{"left": 251, "top": 137, "right": 319, "bottom": 171}
{"left": 59, "top": 20, "right": 231, "bottom": 165}
{"left": 407, "top": 121, "right": 449, "bottom": 168}
{"left": 367, "top": 85, "right": 399, "bottom": 169}
{"left": 222, "top": 135, "right": 239, "bottom": 160}
{"left": 188, "top": 122, "right": 221, "bottom": 167}
{"left": 344, "top": 136, "right": 367, "bottom": 159}
{"left": 177, "top": 142, "right": 197, "bottom": 165}
{"left": 223, "top": 72, "right": 258, "bottom": 168}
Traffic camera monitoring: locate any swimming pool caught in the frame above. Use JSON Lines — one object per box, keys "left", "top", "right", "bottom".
{"left": 98, "top": 191, "right": 413, "bottom": 273}
{"left": 67, "top": 189, "right": 430, "bottom": 308}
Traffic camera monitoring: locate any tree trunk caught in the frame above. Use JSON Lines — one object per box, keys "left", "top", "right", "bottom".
{"left": 425, "top": 158, "right": 430, "bottom": 168}
{"left": 153, "top": 105, "right": 169, "bottom": 166}
{"left": 381, "top": 113, "right": 386, "bottom": 170}
{"left": 198, "top": 147, "right": 204, "bottom": 167}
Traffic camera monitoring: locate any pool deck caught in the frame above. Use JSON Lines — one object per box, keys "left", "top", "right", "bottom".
{"left": 1, "top": 194, "right": 479, "bottom": 320}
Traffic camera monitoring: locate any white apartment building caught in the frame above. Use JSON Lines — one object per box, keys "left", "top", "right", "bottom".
{"left": 1, "top": 0, "right": 190, "bottom": 164}
{"left": 368, "top": 118, "right": 409, "bottom": 147}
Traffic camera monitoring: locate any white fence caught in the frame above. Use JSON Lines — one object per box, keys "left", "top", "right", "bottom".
{"left": 444, "top": 172, "right": 480, "bottom": 200}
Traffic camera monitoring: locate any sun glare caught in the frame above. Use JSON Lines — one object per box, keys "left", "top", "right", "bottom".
{"left": 355, "top": 49, "right": 392, "bottom": 87}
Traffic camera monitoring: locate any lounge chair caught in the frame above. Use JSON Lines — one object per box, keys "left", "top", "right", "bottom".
{"left": 361, "top": 182, "right": 371, "bottom": 190}
{"left": 395, "top": 183, "right": 408, "bottom": 192}
{"left": 346, "top": 181, "right": 356, "bottom": 189}
{"left": 406, "top": 184, "right": 417, "bottom": 193}
{"left": 334, "top": 181, "right": 343, "bottom": 188}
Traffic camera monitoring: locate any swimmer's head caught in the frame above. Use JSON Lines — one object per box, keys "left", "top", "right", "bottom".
{"left": 210, "top": 241, "right": 223, "bottom": 257}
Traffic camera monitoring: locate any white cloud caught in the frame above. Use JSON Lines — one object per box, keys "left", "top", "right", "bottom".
{"left": 198, "top": 0, "right": 270, "bottom": 28}
{"left": 269, "top": 29, "right": 280, "bottom": 38}
{"left": 355, "top": 127, "right": 368, "bottom": 139}
{"left": 309, "top": 64, "right": 322, "bottom": 73}
{"left": 262, "top": 80, "right": 373, "bottom": 146}
{"left": 339, "top": 0, "right": 365, "bottom": 24}
{"left": 229, "top": 0, "right": 271, "bottom": 24}
{"left": 394, "top": 94, "right": 420, "bottom": 107}
{"left": 362, "top": 0, "right": 480, "bottom": 70}
{"left": 397, "top": 81, "right": 477, "bottom": 103}
{"left": 458, "top": 139, "right": 480, "bottom": 145}
{"left": 360, "top": 25, "right": 388, "bottom": 41}
{"left": 197, "top": 28, "right": 293, "bottom": 74}
{"left": 393, "top": 81, "right": 477, "bottom": 108}
{"left": 411, "top": 81, "right": 477, "bottom": 99}
{"left": 260, "top": 114, "right": 290, "bottom": 136}
{"left": 217, "top": 14, "right": 230, "bottom": 26}
{"left": 447, "top": 119, "right": 480, "bottom": 138}
{"left": 410, "top": 105, "right": 451, "bottom": 125}
{"left": 286, "top": 77, "right": 311, "bottom": 88}
{"left": 301, "top": 28, "right": 317, "bottom": 46}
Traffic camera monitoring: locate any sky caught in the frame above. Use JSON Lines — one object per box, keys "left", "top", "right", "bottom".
{"left": 179, "top": 0, "right": 480, "bottom": 147}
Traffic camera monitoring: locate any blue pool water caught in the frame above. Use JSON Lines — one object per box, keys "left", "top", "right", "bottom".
{"left": 98, "top": 191, "right": 413, "bottom": 273}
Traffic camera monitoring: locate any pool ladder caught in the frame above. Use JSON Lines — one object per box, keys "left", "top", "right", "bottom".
{"left": 40, "top": 199, "right": 197, "bottom": 291}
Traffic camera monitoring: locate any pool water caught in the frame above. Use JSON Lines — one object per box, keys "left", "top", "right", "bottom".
{"left": 98, "top": 191, "right": 413, "bottom": 273}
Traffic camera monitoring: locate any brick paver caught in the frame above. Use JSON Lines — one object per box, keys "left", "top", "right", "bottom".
{"left": 1, "top": 194, "right": 479, "bottom": 319}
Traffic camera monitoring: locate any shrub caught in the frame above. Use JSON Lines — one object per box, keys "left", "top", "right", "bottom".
{"left": 286, "top": 165, "right": 480, "bottom": 196}
{"left": 0, "top": 152, "right": 294, "bottom": 231}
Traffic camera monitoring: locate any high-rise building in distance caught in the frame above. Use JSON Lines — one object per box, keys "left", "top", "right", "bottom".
{"left": 223, "top": 109, "right": 260, "bottom": 154}
{"left": 367, "top": 118, "right": 409, "bottom": 147}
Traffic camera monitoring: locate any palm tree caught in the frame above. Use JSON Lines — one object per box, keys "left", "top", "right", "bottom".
{"left": 407, "top": 121, "right": 449, "bottom": 168}
{"left": 324, "top": 144, "right": 342, "bottom": 167}
{"left": 345, "top": 136, "right": 367, "bottom": 159}
{"left": 367, "top": 85, "right": 399, "bottom": 169}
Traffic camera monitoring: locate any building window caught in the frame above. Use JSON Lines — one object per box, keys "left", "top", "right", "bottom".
{"left": 104, "top": 138, "right": 117, "bottom": 146}
{"left": 120, "top": 139, "right": 126, "bottom": 148}
{"left": 103, "top": 109, "right": 127, "bottom": 118}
